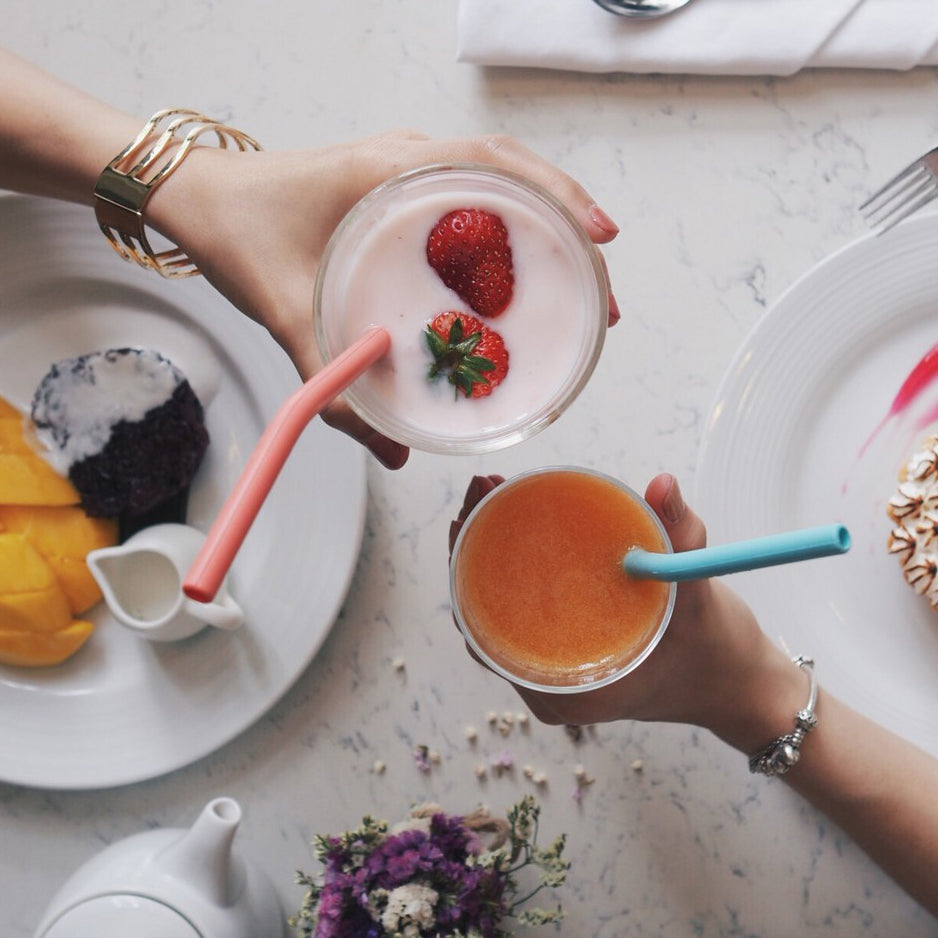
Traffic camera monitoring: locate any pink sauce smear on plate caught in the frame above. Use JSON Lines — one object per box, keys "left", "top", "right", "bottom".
{"left": 860, "top": 340, "right": 938, "bottom": 459}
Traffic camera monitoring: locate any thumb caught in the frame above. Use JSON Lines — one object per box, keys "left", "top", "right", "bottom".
{"left": 643, "top": 473, "right": 707, "bottom": 553}
{"left": 644, "top": 472, "right": 714, "bottom": 616}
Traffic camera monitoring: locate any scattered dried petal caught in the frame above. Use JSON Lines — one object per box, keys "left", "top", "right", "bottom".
{"left": 413, "top": 745, "right": 432, "bottom": 773}
{"left": 490, "top": 751, "right": 514, "bottom": 775}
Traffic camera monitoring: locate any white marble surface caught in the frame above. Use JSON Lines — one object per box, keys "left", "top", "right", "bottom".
{"left": 4, "top": 1, "right": 938, "bottom": 935}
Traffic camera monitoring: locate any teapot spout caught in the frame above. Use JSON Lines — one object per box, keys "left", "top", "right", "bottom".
{"left": 157, "top": 797, "right": 245, "bottom": 907}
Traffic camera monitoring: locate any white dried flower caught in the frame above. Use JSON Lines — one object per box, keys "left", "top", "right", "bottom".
{"left": 380, "top": 883, "right": 438, "bottom": 933}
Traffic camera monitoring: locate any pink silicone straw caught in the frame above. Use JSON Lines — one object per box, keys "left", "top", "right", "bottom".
{"left": 183, "top": 327, "right": 391, "bottom": 603}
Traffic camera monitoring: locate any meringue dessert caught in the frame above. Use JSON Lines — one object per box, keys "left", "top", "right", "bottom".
{"left": 887, "top": 434, "right": 938, "bottom": 608}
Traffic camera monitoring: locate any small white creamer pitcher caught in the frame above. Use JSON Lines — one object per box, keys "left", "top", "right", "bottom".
{"left": 87, "top": 523, "right": 244, "bottom": 642}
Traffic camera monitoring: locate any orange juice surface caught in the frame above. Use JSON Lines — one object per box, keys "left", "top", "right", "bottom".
{"left": 453, "top": 470, "right": 672, "bottom": 687}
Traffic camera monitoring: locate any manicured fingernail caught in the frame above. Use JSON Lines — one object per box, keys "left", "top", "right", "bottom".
{"left": 589, "top": 204, "right": 619, "bottom": 236}
{"left": 662, "top": 474, "right": 685, "bottom": 525}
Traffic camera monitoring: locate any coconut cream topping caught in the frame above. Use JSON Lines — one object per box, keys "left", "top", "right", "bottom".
{"left": 31, "top": 348, "right": 184, "bottom": 474}
{"left": 888, "top": 434, "right": 938, "bottom": 609}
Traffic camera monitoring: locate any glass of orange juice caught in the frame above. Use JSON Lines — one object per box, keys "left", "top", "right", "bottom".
{"left": 449, "top": 467, "right": 676, "bottom": 693}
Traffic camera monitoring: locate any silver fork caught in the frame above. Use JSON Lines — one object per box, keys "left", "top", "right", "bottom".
{"left": 860, "top": 147, "right": 938, "bottom": 234}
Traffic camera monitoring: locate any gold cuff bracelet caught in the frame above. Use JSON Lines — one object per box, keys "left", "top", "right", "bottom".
{"left": 93, "top": 108, "right": 261, "bottom": 278}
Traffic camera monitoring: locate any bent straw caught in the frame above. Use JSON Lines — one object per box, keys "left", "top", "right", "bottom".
{"left": 623, "top": 523, "right": 851, "bottom": 582}
{"left": 183, "top": 327, "right": 391, "bottom": 603}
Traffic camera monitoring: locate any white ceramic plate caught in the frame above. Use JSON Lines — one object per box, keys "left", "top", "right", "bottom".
{"left": 696, "top": 213, "right": 938, "bottom": 757}
{"left": 0, "top": 196, "right": 366, "bottom": 789}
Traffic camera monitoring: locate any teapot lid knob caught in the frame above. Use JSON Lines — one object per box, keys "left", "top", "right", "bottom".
{"left": 38, "top": 895, "right": 202, "bottom": 938}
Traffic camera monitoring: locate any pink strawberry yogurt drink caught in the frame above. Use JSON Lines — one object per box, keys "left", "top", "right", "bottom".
{"left": 314, "top": 164, "right": 609, "bottom": 454}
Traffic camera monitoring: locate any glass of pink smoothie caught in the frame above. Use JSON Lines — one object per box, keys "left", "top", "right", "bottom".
{"left": 313, "top": 164, "right": 608, "bottom": 454}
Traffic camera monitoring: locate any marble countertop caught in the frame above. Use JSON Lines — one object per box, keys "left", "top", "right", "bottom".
{"left": 4, "top": 2, "right": 938, "bottom": 935}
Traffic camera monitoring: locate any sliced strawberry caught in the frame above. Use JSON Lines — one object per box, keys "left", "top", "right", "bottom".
{"left": 425, "top": 311, "right": 509, "bottom": 399}
{"left": 426, "top": 208, "right": 514, "bottom": 318}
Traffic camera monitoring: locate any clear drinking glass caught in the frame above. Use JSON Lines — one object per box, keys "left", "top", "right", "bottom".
{"left": 450, "top": 466, "right": 676, "bottom": 693}
{"left": 314, "top": 164, "right": 608, "bottom": 454}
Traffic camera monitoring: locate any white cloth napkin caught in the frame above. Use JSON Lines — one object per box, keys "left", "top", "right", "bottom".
{"left": 457, "top": 0, "right": 938, "bottom": 75}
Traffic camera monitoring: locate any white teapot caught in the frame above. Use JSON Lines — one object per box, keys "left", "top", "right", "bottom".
{"left": 33, "top": 797, "right": 284, "bottom": 938}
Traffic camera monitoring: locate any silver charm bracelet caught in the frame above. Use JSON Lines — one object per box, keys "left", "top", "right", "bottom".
{"left": 748, "top": 656, "right": 818, "bottom": 777}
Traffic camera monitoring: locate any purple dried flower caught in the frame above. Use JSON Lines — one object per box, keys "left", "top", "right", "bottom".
{"left": 292, "top": 797, "right": 566, "bottom": 938}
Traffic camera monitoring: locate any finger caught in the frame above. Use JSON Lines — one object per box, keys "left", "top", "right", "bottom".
{"left": 594, "top": 250, "right": 620, "bottom": 327}
{"left": 644, "top": 472, "right": 714, "bottom": 615}
{"left": 320, "top": 399, "right": 409, "bottom": 469}
{"left": 643, "top": 473, "right": 707, "bottom": 553}
{"left": 461, "top": 473, "right": 504, "bottom": 516}
{"left": 415, "top": 135, "right": 620, "bottom": 246}
{"left": 448, "top": 474, "right": 505, "bottom": 554}
{"left": 478, "top": 136, "right": 620, "bottom": 244}
{"left": 513, "top": 686, "right": 567, "bottom": 725}
{"left": 608, "top": 290, "right": 620, "bottom": 327}
{"left": 441, "top": 136, "right": 621, "bottom": 321}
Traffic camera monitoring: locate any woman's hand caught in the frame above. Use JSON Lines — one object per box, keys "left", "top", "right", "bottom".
{"left": 149, "top": 132, "right": 621, "bottom": 469}
{"left": 449, "top": 472, "right": 803, "bottom": 752}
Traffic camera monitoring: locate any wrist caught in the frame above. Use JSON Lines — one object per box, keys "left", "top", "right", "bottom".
{"left": 143, "top": 144, "right": 227, "bottom": 244}
{"left": 705, "top": 637, "right": 813, "bottom": 756}
{"left": 92, "top": 109, "right": 260, "bottom": 277}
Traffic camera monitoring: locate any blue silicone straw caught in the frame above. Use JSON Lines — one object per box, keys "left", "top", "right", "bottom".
{"left": 623, "top": 523, "right": 851, "bottom": 582}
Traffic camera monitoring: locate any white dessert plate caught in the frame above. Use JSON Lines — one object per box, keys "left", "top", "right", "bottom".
{"left": 0, "top": 196, "right": 366, "bottom": 789}
{"left": 696, "top": 212, "right": 938, "bottom": 758}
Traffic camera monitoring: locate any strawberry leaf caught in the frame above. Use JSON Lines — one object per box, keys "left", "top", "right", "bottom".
{"left": 424, "top": 313, "right": 502, "bottom": 400}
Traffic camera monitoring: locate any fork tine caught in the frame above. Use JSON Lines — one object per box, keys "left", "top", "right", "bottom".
{"left": 860, "top": 163, "right": 929, "bottom": 216}
{"left": 860, "top": 147, "right": 938, "bottom": 232}
{"left": 859, "top": 157, "right": 927, "bottom": 212}
{"left": 873, "top": 185, "right": 938, "bottom": 234}
{"left": 862, "top": 171, "right": 934, "bottom": 224}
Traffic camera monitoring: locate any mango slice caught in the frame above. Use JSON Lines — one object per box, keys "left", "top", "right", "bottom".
{"left": 0, "top": 532, "right": 73, "bottom": 633}
{"left": 0, "top": 396, "right": 108, "bottom": 666}
{"left": 0, "top": 396, "right": 22, "bottom": 419}
{"left": 0, "top": 505, "right": 116, "bottom": 614}
{"left": 0, "top": 417, "right": 79, "bottom": 506}
{"left": 0, "top": 619, "right": 94, "bottom": 667}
